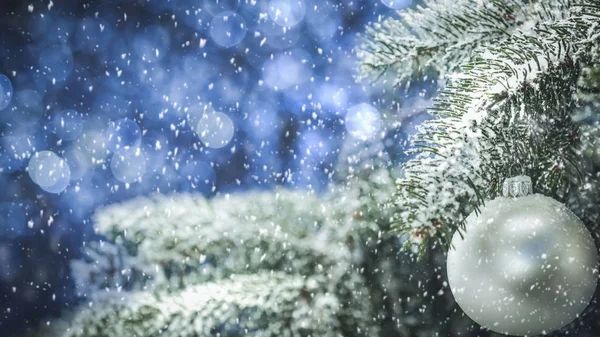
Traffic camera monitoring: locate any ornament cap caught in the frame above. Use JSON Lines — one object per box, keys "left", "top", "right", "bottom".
{"left": 502, "top": 175, "right": 532, "bottom": 198}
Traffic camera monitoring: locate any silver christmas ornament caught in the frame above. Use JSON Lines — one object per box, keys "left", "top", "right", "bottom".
{"left": 447, "top": 176, "right": 598, "bottom": 336}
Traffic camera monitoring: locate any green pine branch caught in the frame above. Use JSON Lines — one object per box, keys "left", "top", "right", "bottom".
{"left": 38, "top": 273, "right": 376, "bottom": 337}
{"left": 46, "top": 190, "right": 385, "bottom": 337}
{"left": 84, "top": 190, "right": 348, "bottom": 290}
{"left": 44, "top": 164, "right": 445, "bottom": 336}
{"left": 366, "top": 0, "right": 600, "bottom": 251}
{"left": 359, "top": 0, "right": 571, "bottom": 87}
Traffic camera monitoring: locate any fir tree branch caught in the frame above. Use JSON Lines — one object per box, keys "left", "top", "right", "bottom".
{"left": 358, "top": 0, "right": 571, "bottom": 87}
{"left": 43, "top": 158, "right": 451, "bottom": 336}
{"left": 82, "top": 190, "right": 348, "bottom": 290}
{"left": 39, "top": 273, "right": 377, "bottom": 337}
{"left": 390, "top": 1, "right": 600, "bottom": 250}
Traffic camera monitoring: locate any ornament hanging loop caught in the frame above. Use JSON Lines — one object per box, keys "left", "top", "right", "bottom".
{"left": 502, "top": 175, "right": 532, "bottom": 198}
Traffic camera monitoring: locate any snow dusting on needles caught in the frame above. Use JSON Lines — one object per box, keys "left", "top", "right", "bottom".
{"left": 0, "top": 0, "right": 424, "bottom": 331}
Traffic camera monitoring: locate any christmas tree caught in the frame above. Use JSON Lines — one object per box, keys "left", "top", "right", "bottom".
{"left": 360, "top": 0, "right": 600, "bottom": 253}
{"left": 38, "top": 0, "right": 600, "bottom": 336}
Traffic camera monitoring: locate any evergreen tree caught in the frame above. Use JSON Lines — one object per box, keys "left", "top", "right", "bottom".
{"left": 37, "top": 0, "right": 600, "bottom": 336}
{"left": 360, "top": 0, "right": 600, "bottom": 252}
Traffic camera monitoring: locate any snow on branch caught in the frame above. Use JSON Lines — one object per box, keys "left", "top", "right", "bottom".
{"left": 358, "top": 0, "right": 570, "bottom": 87}
{"left": 48, "top": 188, "right": 389, "bottom": 337}
{"left": 390, "top": 1, "right": 600, "bottom": 251}
{"left": 76, "top": 190, "right": 351, "bottom": 291}
{"left": 40, "top": 273, "right": 377, "bottom": 337}
{"left": 47, "top": 167, "right": 442, "bottom": 336}
{"left": 71, "top": 240, "right": 150, "bottom": 297}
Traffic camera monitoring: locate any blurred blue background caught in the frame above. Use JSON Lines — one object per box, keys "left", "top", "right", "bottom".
{"left": 0, "top": 0, "right": 433, "bottom": 334}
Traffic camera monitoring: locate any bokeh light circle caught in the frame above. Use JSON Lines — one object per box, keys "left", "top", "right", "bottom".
{"left": 268, "top": 0, "right": 306, "bottom": 27}
{"left": 75, "top": 129, "right": 109, "bottom": 166}
{"left": 105, "top": 118, "right": 142, "bottom": 152}
{"left": 0, "top": 74, "right": 13, "bottom": 110}
{"left": 263, "top": 53, "right": 310, "bottom": 90}
{"left": 345, "top": 103, "right": 382, "bottom": 141}
{"left": 64, "top": 147, "right": 91, "bottom": 181}
{"left": 52, "top": 109, "right": 84, "bottom": 141}
{"left": 305, "top": 3, "right": 339, "bottom": 41}
{"left": 209, "top": 12, "right": 247, "bottom": 48}
{"left": 42, "top": 169, "right": 72, "bottom": 194}
{"left": 110, "top": 147, "right": 147, "bottom": 184}
{"left": 380, "top": 0, "right": 413, "bottom": 10}
{"left": 28, "top": 151, "right": 71, "bottom": 193}
{"left": 195, "top": 111, "right": 235, "bottom": 149}
{"left": 0, "top": 136, "right": 31, "bottom": 173}
{"left": 13, "top": 90, "right": 44, "bottom": 125}
{"left": 244, "top": 101, "right": 279, "bottom": 140}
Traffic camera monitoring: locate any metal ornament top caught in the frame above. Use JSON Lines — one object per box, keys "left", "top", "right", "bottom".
{"left": 502, "top": 175, "right": 533, "bottom": 198}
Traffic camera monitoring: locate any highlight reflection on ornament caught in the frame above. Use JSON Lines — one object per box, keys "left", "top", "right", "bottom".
{"left": 447, "top": 176, "right": 598, "bottom": 336}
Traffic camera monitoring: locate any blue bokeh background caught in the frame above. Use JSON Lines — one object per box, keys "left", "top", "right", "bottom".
{"left": 0, "top": 0, "right": 432, "bottom": 333}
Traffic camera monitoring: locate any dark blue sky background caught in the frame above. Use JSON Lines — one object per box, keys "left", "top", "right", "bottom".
{"left": 0, "top": 0, "right": 431, "bottom": 333}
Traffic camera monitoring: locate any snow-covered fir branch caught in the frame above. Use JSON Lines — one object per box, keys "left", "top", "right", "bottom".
{"left": 79, "top": 190, "right": 350, "bottom": 291}
{"left": 359, "top": 0, "right": 570, "bottom": 87}
{"left": 71, "top": 240, "right": 149, "bottom": 296}
{"left": 39, "top": 273, "right": 376, "bottom": 337}
{"left": 361, "top": 0, "right": 600, "bottom": 250}
{"left": 43, "top": 161, "right": 449, "bottom": 336}
{"left": 43, "top": 189, "right": 382, "bottom": 337}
